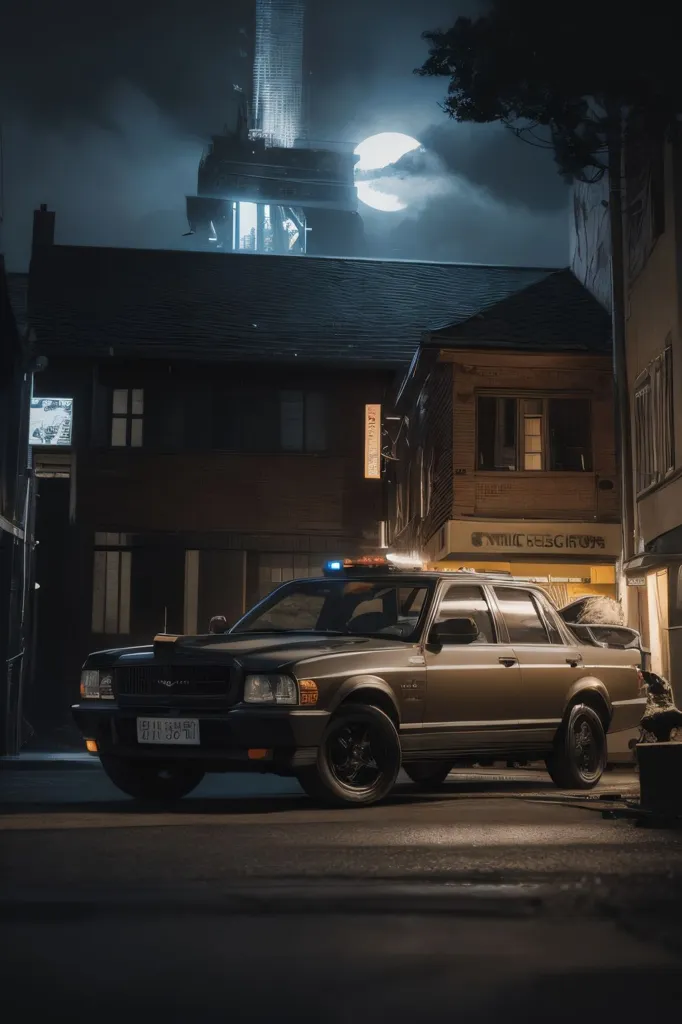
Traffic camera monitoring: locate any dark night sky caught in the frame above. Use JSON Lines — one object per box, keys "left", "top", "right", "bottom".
{"left": 0, "top": 0, "right": 569, "bottom": 271}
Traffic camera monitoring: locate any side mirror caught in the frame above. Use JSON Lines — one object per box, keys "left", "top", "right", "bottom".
{"left": 429, "top": 616, "right": 480, "bottom": 646}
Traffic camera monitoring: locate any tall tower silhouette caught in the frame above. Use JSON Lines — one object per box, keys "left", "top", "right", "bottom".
{"left": 185, "top": 0, "right": 364, "bottom": 256}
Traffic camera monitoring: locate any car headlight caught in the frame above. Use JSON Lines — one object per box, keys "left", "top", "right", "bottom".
{"left": 79, "top": 670, "right": 115, "bottom": 700}
{"left": 243, "top": 674, "right": 298, "bottom": 705}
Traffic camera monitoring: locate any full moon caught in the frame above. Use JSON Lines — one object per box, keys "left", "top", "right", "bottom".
{"left": 354, "top": 132, "right": 422, "bottom": 212}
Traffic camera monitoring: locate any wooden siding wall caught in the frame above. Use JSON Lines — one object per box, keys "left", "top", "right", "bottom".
{"left": 448, "top": 352, "right": 619, "bottom": 521}
{"left": 31, "top": 359, "right": 388, "bottom": 543}
{"left": 78, "top": 450, "right": 381, "bottom": 537}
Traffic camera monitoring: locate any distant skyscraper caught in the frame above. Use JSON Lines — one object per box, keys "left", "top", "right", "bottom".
{"left": 252, "top": 0, "right": 305, "bottom": 148}
{"left": 185, "top": 0, "right": 364, "bottom": 256}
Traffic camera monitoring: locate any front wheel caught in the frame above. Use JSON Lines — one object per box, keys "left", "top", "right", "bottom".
{"left": 100, "top": 755, "right": 205, "bottom": 802}
{"left": 297, "top": 704, "right": 401, "bottom": 807}
{"left": 546, "top": 704, "right": 607, "bottom": 790}
{"left": 403, "top": 761, "right": 453, "bottom": 790}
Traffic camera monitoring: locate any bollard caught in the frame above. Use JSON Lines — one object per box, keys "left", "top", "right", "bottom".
{"left": 636, "top": 742, "right": 682, "bottom": 816}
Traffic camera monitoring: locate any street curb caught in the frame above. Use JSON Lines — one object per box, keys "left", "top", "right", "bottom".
{"left": 0, "top": 755, "right": 101, "bottom": 771}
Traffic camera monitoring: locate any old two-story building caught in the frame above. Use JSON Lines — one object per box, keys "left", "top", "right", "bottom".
{"left": 617, "top": 120, "right": 682, "bottom": 690}
{"left": 387, "top": 270, "right": 620, "bottom": 610}
{"left": 15, "top": 207, "right": 554, "bottom": 739}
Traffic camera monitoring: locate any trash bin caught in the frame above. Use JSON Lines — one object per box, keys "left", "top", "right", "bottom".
{"left": 636, "top": 741, "right": 682, "bottom": 816}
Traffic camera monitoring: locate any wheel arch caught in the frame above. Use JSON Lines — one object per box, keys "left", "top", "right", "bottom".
{"left": 332, "top": 675, "right": 400, "bottom": 729}
{"left": 563, "top": 679, "right": 612, "bottom": 732}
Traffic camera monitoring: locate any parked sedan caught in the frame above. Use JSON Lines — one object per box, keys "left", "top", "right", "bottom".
{"left": 72, "top": 559, "right": 645, "bottom": 806}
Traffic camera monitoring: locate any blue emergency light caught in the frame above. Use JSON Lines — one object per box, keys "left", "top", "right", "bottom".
{"left": 326, "top": 560, "right": 343, "bottom": 572}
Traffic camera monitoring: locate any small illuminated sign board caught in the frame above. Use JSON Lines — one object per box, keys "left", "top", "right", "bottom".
{"left": 627, "top": 576, "right": 647, "bottom": 587}
{"left": 364, "top": 404, "right": 381, "bottom": 479}
{"left": 29, "top": 398, "right": 74, "bottom": 446}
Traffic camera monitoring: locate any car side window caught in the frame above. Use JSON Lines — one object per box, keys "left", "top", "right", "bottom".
{"left": 436, "top": 584, "right": 496, "bottom": 643}
{"left": 493, "top": 587, "right": 551, "bottom": 645}
{"left": 536, "top": 599, "right": 565, "bottom": 644}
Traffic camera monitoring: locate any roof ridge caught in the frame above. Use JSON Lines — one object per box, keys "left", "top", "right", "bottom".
{"left": 37, "top": 243, "right": 565, "bottom": 274}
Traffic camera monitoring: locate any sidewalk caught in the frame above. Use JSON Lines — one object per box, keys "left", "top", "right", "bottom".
{"left": 0, "top": 751, "right": 99, "bottom": 771}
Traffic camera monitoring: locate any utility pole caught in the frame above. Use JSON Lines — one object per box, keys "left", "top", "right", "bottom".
{"left": 608, "top": 112, "right": 635, "bottom": 566}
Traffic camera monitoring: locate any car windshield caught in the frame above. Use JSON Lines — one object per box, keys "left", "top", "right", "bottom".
{"left": 233, "top": 578, "right": 433, "bottom": 641}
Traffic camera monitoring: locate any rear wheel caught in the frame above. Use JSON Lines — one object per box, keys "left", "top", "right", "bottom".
{"left": 546, "top": 704, "right": 606, "bottom": 790}
{"left": 403, "top": 762, "right": 453, "bottom": 790}
{"left": 297, "top": 704, "right": 401, "bottom": 807}
{"left": 100, "top": 756, "right": 205, "bottom": 802}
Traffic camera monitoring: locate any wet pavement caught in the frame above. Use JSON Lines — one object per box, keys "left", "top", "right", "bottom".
{"left": 2, "top": 765, "right": 680, "bottom": 1020}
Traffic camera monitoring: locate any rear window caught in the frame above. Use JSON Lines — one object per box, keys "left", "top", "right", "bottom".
{"left": 493, "top": 587, "right": 550, "bottom": 644}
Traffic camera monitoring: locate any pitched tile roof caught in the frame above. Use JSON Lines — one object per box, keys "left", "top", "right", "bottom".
{"left": 27, "top": 244, "right": 557, "bottom": 367}
{"left": 427, "top": 268, "right": 611, "bottom": 354}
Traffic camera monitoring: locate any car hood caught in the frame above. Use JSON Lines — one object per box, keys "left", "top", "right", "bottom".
{"left": 85, "top": 632, "right": 410, "bottom": 672}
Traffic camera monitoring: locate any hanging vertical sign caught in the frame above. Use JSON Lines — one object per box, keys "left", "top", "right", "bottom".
{"left": 364, "top": 404, "right": 382, "bottom": 479}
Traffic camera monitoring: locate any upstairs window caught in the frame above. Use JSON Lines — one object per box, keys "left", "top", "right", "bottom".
{"left": 477, "top": 396, "right": 592, "bottom": 472}
{"left": 111, "top": 389, "right": 144, "bottom": 447}
{"left": 280, "top": 391, "right": 326, "bottom": 452}
{"left": 635, "top": 344, "right": 674, "bottom": 494}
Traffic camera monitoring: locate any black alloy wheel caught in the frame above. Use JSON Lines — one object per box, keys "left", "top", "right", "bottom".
{"left": 403, "top": 761, "right": 454, "bottom": 790}
{"left": 297, "top": 704, "right": 401, "bottom": 807}
{"left": 546, "top": 703, "right": 607, "bottom": 790}
{"left": 99, "top": 755, "right": 206, "bottom": 802}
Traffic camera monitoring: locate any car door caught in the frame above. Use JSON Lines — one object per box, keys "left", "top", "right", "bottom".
{"left": 422, "top": 582, "right": 522, "bottom": 753}
{"left": 489, "top": 585, "right": 584, "bottom": 744}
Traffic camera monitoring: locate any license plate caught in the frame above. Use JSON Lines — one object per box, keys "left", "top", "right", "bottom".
{"left": 136, "top": 717, "right": 200, "bottom": 746}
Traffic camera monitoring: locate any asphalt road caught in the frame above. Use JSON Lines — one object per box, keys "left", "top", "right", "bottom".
{"left": 2, "top": 766, "right": 681, "bottom": 1020}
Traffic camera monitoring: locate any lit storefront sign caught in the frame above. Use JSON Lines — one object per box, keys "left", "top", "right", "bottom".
{"left": 443, "top": 520, "right": 622, "bottom": 560}
{"left": 364, "top": 404, "right": 381, "bottom": 480}
{"left": 29, "top": 398, "right": 74, "bottom": 447}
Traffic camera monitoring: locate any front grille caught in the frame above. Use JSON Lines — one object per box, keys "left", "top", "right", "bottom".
{"left": 115, "top": 664, "right": 232, "bottom": 698}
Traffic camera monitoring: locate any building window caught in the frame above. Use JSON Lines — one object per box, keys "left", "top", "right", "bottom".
{"left": 477, "top": 396, "right": 592, "bottom": 472}
{"left": 258, "top": 552, "right": 328, "bottom": 600}
{"left": 111, "top": 389, "right": 144, "bottom": 447}
{"left": 279, "top": 391, "right": 326, "bottom": 452}
{"left": 92, "top": 533, "right": 131, "bottom": 634}
{"left": 635, "top": 345, "right": 674, "bottom": 495}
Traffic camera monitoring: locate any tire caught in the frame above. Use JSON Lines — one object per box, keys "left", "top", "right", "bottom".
{"left": 403, "top": 761, "right": 453, "bottom": 790}
{"left": 297, "top": 704, "right": 401, "bottom": 807}
{"left": 100, "top": 755, "right": 205, "bottom": 802}
{"left": 546, "top": 703, "right": 607, "bottom": 790}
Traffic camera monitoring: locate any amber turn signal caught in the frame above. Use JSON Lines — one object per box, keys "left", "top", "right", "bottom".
{"left": 298, "top": 679, "right": 319, "bottom": 705}
{"left": 85, "top": 739, "right": 98, "bottom": 753}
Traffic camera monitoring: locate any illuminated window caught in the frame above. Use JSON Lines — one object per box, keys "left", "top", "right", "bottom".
{"left": 92, "top": 533, "right": 131, "bottom": 634}
{"left": 478, "top": 396, "right": 592, "bottom": 472}
{"left": 238, "top": 201, "right": 258, "bottom": 250}
{"left": 111, "top": 389, "right": 144, "bottom": 447}
{"left": 523, "top": 399, "right": 543, "bottom": 471}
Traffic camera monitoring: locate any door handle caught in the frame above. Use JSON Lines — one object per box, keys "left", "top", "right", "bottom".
{"left": 498, "top": 657, "right": 517, "bottom": 667}
{"left": 566, "top": 657, "right": 583, "bottom": 668}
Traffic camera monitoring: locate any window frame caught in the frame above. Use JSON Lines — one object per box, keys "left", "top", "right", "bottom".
{"left": 634, "top": 343, "right": 675, "bottom": 497}
{"left": 91, "top": 532, "right": 132, "bottom": 635}
{"left": 488, "top": 585, "right": 560, "bottom": 646}
{"left": 278, "top": 390, "right": 328, "bottom": 453}
{"left": 111, "top": 388, "right": 144, "bottom": 448}
{"left": 476, "top": 392, "right": 593, "bottom": 473}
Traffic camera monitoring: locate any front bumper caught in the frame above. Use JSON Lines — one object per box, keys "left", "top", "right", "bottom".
{"left": 71, "top": 703, "right": 330, "bottom": 773}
